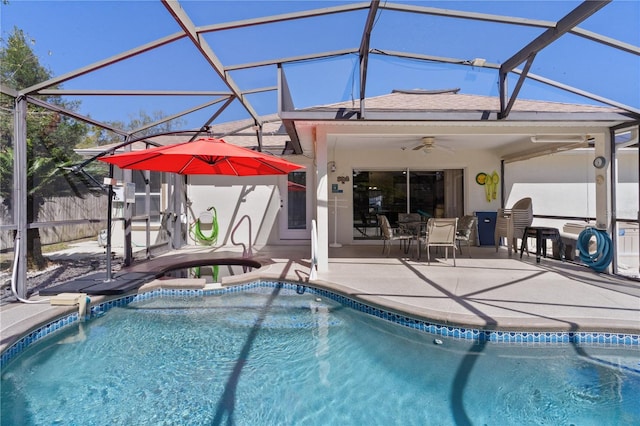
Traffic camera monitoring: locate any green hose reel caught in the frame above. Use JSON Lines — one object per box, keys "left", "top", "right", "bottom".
{"left": 190, "top": 206, "right": 219, "bottom": 245}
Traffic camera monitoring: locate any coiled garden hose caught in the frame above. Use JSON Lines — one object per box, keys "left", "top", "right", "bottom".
{"left": 190, "top": 206, "right": 219, "bottom": 245}
{"left": 577, "top": 228, "right": 613, "bottom": 272}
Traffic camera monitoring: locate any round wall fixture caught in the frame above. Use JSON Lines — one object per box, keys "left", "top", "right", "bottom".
{"left": 475, "top": 172, "right": 487, "bottom": 185}
{"left": 593, "top": 156, "right": 607, "bottom": 169}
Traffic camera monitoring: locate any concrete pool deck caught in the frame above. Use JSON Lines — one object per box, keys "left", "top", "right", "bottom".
{"left": 2, "top": 243, "right": 639, "bottom": 354}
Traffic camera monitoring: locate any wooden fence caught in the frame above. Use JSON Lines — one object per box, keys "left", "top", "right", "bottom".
{"left": 1, "top": 195, "right": 108, "bottom": 250}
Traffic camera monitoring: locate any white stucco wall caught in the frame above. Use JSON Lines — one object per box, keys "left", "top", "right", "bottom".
{"left": 505, "top": 148, "right": 638, "bottom": 221}
{"left": 187, "top": 174, "right": 282, "bottom": 247}
{"left": 504, "top": 150, "right": 597, "bottom": 219}
{"left": 107, "top": 135, "right": 636, "bottom": 258}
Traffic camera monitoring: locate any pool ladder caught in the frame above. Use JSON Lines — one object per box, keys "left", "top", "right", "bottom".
{"left": 231, "top": 215, "right": 253, "bottom": 262}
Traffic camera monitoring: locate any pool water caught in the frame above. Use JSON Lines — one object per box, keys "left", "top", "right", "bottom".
{"left": 2, "top": 286, "right": 639, "bottom": 425}
{"left": 164, "top": 264, "right": 255, "bottom": 283}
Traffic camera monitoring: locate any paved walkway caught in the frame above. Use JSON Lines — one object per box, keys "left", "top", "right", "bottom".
{"left": 253, "top": 245, "right": 640, "bottom": 333}
{"left": 2, "top": 244, "right": 639, "bottom": 354}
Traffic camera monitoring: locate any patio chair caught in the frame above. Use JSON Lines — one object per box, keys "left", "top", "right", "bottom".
{"left": 494, "top": 197, "right": 533, "bottom": 256}
{"left": 398, "top": 213, "right": 424, "bottom": 237}
{"left": 377, "top": 214, "right": 413, "bottom": 256}
{"left": 424, "top": 218, "right": 458, "bottom": 266}
{"left": 456, "top": 215, "right": 478, "bottom": 258}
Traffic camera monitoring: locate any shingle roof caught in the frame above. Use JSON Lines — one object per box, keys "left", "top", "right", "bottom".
{"left": 204, "top": 113, "right": 289, "bottom": 154}
{"left": 78, "top": 91, "right": 623, "bottom": 157}
{"left": 309, "top": 91, "right": 624, "bottom": 113}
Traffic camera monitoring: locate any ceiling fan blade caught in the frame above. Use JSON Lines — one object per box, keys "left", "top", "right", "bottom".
{"left": 412, "top": 145, "right": 424, "bottom": 150}
{"left": 435, "top": 145, "right": 455, "bottom": 154}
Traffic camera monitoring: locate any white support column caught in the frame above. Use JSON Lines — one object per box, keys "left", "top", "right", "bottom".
{"left": 593, "top": 132, "right": 612, "bottom": 232}
{"left": 315, "top": 128, "right": 330, "bottom": 272}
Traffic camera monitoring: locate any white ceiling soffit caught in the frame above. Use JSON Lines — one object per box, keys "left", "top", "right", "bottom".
{"left": 331, "top": 132, "right": 594, "bottom": 163}
{"left": 308, "top": 118, "right": 612, "bottom": 154}
{"left": 331, "top": 133, "right": 524, "bottom": 151}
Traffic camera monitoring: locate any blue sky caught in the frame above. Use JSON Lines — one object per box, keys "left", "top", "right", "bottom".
{"left": 2, "top": 1, "right": 639, "bottom": 130}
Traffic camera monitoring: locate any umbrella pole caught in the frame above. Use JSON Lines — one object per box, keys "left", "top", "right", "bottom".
{"left": 105, "top": 165, "right": 114, "bottom": 282}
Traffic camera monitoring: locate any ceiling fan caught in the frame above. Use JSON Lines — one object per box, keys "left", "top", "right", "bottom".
{"left": 411, "top": 137, "right": 454, "bottom": 154}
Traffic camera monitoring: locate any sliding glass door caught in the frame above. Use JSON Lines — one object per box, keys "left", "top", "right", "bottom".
{"left": 353, "top": 169, "right": 464, "bottom": 240}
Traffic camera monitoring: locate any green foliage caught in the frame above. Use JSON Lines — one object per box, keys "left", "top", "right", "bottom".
{"left": 0, "top": 27, "right": 50, "bottom": 91}
{"left": 0, "top": 27, "right": 91, "bottom": 207}
{"left": 125, "top": 110, "right": 186, "bottom": 137}
{"left": 0, "top": 26, "right": 185, "bottom": 269}
{"left": 0, "top": 27, "right": 93, "bottom": 269}
{"left": 80, "top": 110, "right": 187, "bottom": 148}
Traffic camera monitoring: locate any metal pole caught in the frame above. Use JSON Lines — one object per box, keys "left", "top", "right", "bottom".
{"left": 500, "top": 160, "right": 505, "bottom": 208}
{"left": 145, "top": 170, "right": 151, "bottom": 259}
{"left": 123, "top": 169, "right": 133, "bottom": 266}
{"left": 123, "top": 137, "right": 133, "bottom": 266}
{"left": 13, "top": 96, "right": 28, "bottom": 298}
{"left": 105, "top": 164, "right": 114, "bottom": 281}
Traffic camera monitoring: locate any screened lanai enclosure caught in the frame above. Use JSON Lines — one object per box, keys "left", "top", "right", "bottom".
{"left": 1, "top": 0, "right": 639, "bottom": 298}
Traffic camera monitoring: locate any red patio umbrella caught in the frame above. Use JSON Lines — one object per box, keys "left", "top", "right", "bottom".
{"left": 96, "top": 137, "right": 304, "bottom": 281}
{"left": 98, "top": 137, "right": 303, "bottom": 175}
{"left": 287, "top": 181, "right": 306, "bottom": 192}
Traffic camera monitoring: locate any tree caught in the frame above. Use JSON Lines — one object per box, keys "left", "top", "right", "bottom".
{"left": 78, "top": 110, "right": 187, "bottom": 149}
{"left": 0, "top": 27, "right": 90, "bottom": 269}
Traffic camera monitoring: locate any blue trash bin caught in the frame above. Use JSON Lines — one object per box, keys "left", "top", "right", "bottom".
{"left": 475, "top": 211, "right": 497, "bottom": 246}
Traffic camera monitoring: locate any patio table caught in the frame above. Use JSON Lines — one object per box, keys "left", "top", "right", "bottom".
{"left": 402, "top": 221, "right": 428, "bottom": 259}
{"left": 520, "top": 226, "right": 565, "bottom": 263}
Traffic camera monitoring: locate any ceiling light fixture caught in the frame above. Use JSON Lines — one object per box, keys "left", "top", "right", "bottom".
{"left": 530, "top": 134, "right": 587, "bottom": 143}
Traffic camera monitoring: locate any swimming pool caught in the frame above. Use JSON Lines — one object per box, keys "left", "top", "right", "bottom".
{"left": 2, "top": 284, "right": 639, "bottom": 425}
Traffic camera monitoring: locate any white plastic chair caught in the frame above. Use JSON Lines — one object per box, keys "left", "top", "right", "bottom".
{"left": 494, "top": 197, "right": 533, "bottom": 256}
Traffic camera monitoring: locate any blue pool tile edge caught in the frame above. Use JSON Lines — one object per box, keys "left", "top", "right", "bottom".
{"left": 2, "top": 280, "right": 639, "bottom": 368}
